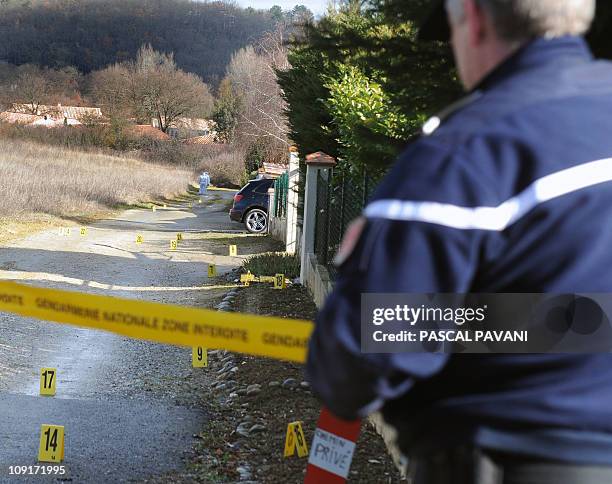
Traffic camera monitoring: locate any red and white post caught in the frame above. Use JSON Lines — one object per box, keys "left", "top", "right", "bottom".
{"left": 304, "top": 407, "right": 361, "bottom": 483}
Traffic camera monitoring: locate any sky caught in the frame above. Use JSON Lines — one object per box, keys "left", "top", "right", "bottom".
{"left": 235, "top": 0, "right": 328, "bottom": 16}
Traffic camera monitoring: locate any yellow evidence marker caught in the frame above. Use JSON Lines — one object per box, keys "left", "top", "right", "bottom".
{"left": 38, "top": 425, "right": 65, "bottom": 463}
{"left": 79, "top": 227, "right": 87, "bottom": 237}
{"left": 208, "top": 264, "right": 217, "bottom": 278}
{"left": 274, "top": 274, "right": 286, "bottom": 290}
{"left": 192, "top": 346, "right": 208, "bottom": 367}
{"left": 40, "top": 368, "right": 57, "bottom": 396}
{"left": 170, "top": 240, "right": 178, "bottom": 251}
{"left": 136, "top": 234, "right": 144, "bottom": 244}
{"left": 176, "top": 233, "right": 183, "bottom": 242}
{"left": 240, "top": 272, "right": 255, "bottom": 283}
{"left": 284, "top": 421, "right": 308, "bottom": 458}
{"left": 229, "top": 245, "right": 238, "bottom": 257}
{"left": 151, "top": 204, "right": 156, "bottom": 212}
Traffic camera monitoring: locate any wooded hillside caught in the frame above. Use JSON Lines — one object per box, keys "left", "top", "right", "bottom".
{"left": 0, "top": 0, "right": 286, "bottom": 84}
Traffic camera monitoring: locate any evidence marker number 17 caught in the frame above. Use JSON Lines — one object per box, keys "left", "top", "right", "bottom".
{"left": 40, "top": 368, "right": 57, "bottom": 396}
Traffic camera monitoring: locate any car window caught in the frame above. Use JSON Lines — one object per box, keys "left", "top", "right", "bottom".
{"left": 238, "top": 182, "right": 256, "bottom": 194}
{"left": 253, "top": 181, "right": 273, "bottom": 194}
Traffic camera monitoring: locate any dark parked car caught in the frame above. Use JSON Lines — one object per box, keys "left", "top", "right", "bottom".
{"left": 229, "top": 178, "right": 274, "bottom": 233}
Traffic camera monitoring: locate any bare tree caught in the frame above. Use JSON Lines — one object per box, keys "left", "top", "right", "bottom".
{"left": 89, "top": 45, "right": 214, "bottom": 132}
{"left": 227, "top": 28, "right": 290, "bottom": 151}
{"left": 131, "top": 45, "right": 213, "bottom": 132}
{"left": 0, "top": 63, "right": 82, "bottom": 113}
{"left": 13, "top": 65, "right": 50, "bottom": 114}
{"left": 89, "top": 63, "right": 132, "bottom": 118}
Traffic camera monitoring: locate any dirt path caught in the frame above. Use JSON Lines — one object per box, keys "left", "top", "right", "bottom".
{"left": 0, "top": 191, "right": 274, "bottom": 483}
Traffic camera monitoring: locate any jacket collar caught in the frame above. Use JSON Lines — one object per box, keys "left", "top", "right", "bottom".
{"left": 473, "top": 36, "right": 594, "bottom": 93}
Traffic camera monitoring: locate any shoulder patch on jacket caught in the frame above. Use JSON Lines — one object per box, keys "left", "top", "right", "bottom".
{"left": 333, "top": 217, "right": 367, "bottom": 268}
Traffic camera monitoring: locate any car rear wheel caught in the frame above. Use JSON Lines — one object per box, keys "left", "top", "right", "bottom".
{"left": 244, "top": 208, "right": 267, "bottom": 233}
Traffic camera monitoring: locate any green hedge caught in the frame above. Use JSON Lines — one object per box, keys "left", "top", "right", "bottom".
{"left": 242, "top": 252, "right": 300, "bottom": 279}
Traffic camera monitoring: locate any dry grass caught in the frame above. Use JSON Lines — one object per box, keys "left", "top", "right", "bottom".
{"left": 0, "top": 138, "right": 194, "bottom": 218}
{"left": 0, "top": 123, "right": 249, "bottom": 188}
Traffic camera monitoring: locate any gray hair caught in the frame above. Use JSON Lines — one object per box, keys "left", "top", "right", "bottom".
{"left": 445, "top": 0, "right": 596, "bottom": 41}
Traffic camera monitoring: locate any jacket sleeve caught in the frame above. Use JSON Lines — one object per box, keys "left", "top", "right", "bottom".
{"left": 305, "top": 139, "right": 492, "bottom": 420}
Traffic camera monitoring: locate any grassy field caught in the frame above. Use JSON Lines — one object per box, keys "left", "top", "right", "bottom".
{"left": 0, "top": 138, "right": 193, "bottom": 218}
{"left": 0, "top": 123, "right": 247, "bottom": 188}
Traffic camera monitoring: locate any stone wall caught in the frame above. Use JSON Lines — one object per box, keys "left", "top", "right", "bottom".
{"left": 302, "top": 253, "right": 333, "bottom": 308}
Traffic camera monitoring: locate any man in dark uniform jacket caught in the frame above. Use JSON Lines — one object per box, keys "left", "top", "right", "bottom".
{"left": 306, "top": 0, "right": 612, "bottom": 482}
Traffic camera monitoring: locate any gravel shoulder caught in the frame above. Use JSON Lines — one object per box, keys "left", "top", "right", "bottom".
{"left": 149, "top": 283, "right": 404, "bottom": 483}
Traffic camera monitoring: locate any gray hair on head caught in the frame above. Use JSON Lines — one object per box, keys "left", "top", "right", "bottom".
{"left": 445, "top": 0, "right": 596, "bottom": 41}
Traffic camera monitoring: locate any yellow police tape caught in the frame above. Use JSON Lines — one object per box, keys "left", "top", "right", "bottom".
{"left": 0, "top": 281, "right": 313, "bottom": 363}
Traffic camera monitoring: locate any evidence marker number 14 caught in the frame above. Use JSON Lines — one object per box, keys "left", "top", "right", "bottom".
{"left": 38, "top": 425, "right": 65, "bottom": 463}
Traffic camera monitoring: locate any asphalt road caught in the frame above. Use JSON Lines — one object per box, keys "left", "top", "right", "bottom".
{"left": 0, "top": 190, "right": 244, "bottom": 483}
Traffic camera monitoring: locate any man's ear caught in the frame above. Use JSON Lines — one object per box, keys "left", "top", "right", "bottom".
{"left": 464, "top": 0, "right": 488, "bottom": 46}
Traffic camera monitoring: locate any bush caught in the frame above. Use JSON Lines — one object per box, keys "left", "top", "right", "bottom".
{"left": 245, "top": 140, "right": 266, "bottom": 174}
{"left": 242, "top": 252, "right": 300, "bottom": 279}
{"left": 0, "top": 122, "right": 124, "bottom": 151}
{"left": 136, "top": 138, "right": 202, "bottom": 166}
{"left": 195, "top": 144, "right": 246, "bottom": 188}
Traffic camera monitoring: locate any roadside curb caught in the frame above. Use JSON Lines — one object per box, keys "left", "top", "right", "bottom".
{"left": 210, "top": 285, "right": 257, "bottom": 482}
